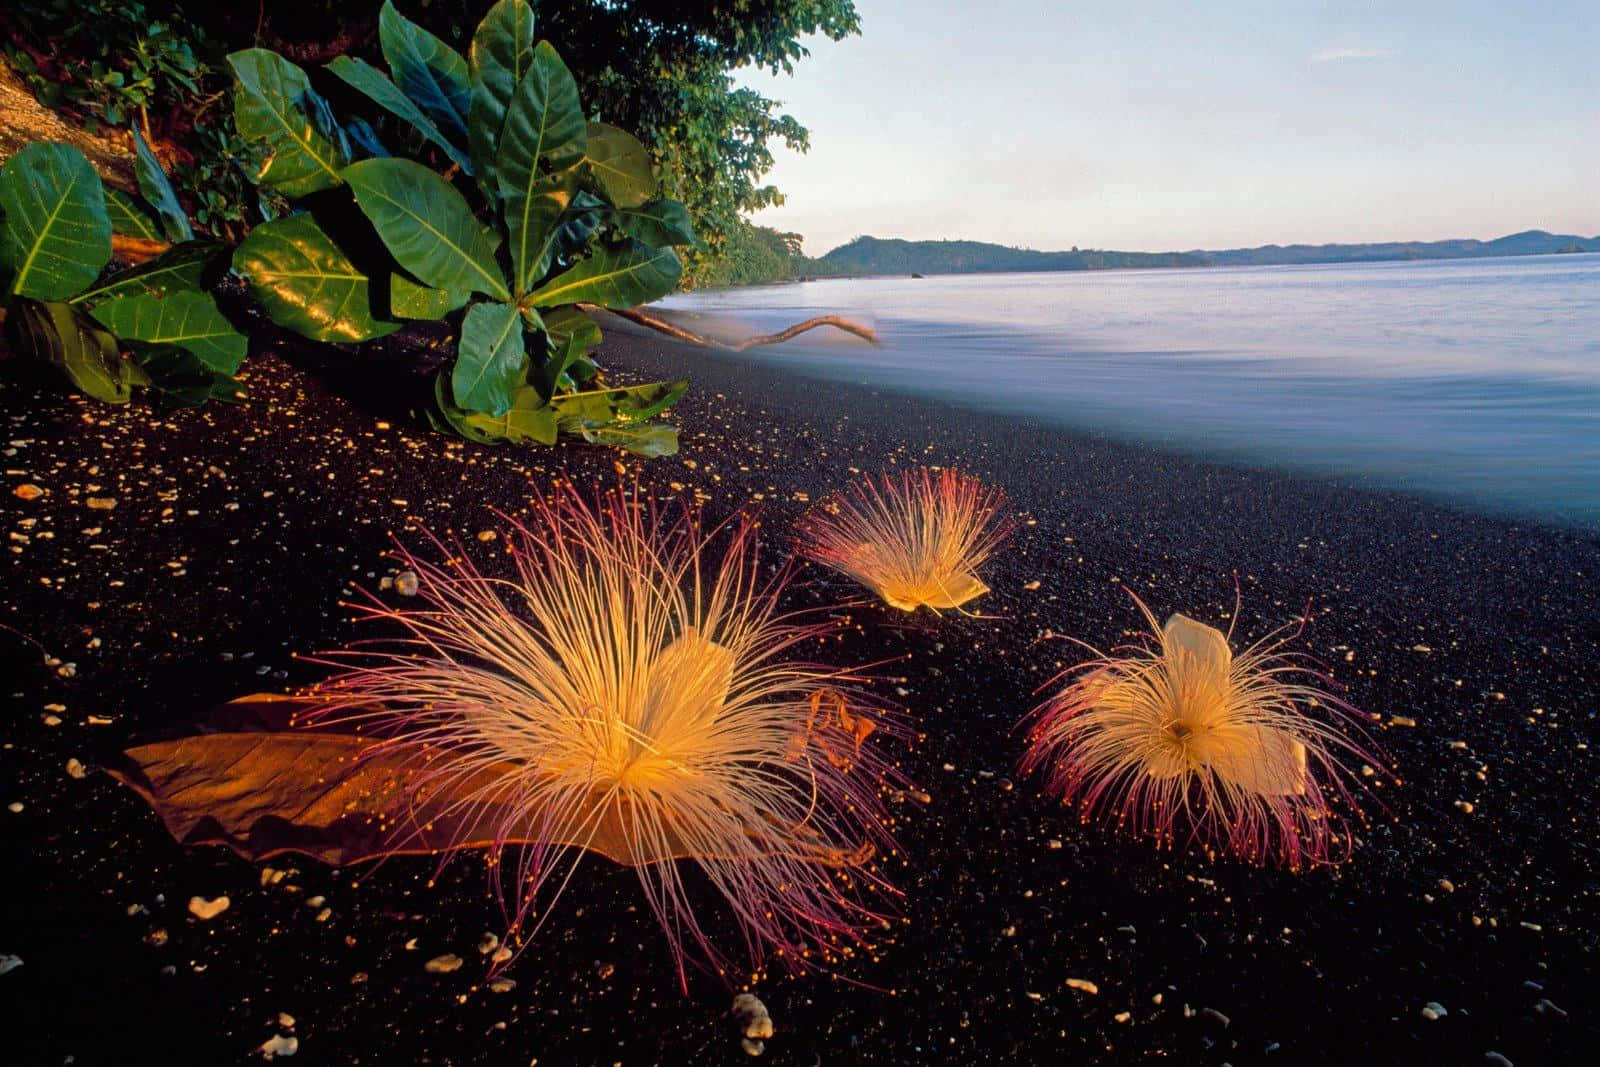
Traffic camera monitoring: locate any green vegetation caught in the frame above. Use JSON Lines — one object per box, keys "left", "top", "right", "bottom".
{"left": 690, "top": 222, "right": 809, "bottom": 287}
{"left": 0, "top": 138, "right": 244, "bottom": 408}
{"left": 227, "top": 1, "right": 696, "bottom": 456}
{"left": 3, "top": 0, "right": 854, "bottom": 279}
{"left": 801, "top": 231, "right": 1600, "bottom": 280}
{"left": 812, "top": 237, "right": 1206, "bottom": 276}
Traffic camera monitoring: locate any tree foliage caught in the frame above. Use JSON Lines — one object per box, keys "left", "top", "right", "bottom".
{"left": 4, "top": 0, "right": 858, "bottom": 283}
{"left": 0, "top": 140, "right": 245, "bottom": 408}
{"left": 225, "top": 1, "right": 696, "bottom": 456}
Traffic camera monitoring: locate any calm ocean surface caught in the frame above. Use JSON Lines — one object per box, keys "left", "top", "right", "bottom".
{"left": 661, "top": 254, "right": 1600, "bottom": 527}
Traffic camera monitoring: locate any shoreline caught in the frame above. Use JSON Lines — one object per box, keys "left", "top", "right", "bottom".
{"left": 3, "top": 326, "right": 1596, "bottom": 1062}
{"left": 687, "top": 246, "right": 1600, "bottom": 291}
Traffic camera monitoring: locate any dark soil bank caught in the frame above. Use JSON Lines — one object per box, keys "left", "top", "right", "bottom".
{"left": 2, "top": 323, "right": 1597, "bottom": 1065}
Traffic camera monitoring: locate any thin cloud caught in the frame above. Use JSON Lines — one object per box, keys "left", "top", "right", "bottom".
{"left": 1309, "top": 46, "right": 1395, "bottom": 63}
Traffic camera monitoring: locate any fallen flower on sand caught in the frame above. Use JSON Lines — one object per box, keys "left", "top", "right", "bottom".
{"left": 1021, "top": 595, "right": 1378, "bottom": 867}
{"left": 108, "top": 486, "right": 903, "bottom": 988}
{"left": 799, "top": 467, "right": 1011, "bottom": 612}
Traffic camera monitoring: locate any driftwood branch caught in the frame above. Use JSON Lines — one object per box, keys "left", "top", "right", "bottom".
{"left": 587, "top": 305, "right": 880, "bottom": 350}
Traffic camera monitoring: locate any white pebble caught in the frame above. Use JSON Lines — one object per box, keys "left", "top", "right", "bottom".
{"left": 258, "top": 1034, "right": 298, "bottom": 1059}
{"left": 0, "top": 954, "right": 22, "bottom": 976}
{"left": 1421, "top": 1001, "right": 1447, "bottom": 1021}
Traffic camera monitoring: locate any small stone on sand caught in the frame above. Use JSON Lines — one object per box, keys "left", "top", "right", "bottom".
{"left": 258, "top": 1034, "right": 298, "bottom": 1059}
{"left": 188, "top": 896, "right": 230, "bottom": 920}
{"left": 732, "top": 992, "right": 774, "bottom": 1055}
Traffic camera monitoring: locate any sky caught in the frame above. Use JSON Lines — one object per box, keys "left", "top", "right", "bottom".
{"left": 734, "top": 1, "right": 1600, "bottom": 256}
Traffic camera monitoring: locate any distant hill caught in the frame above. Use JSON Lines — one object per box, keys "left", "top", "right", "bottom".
{"left": 810, "top": 230, "right": 1600, "bottom": 277}
{"left": 811, "top": 236, "right": 1205, "bottom": 275}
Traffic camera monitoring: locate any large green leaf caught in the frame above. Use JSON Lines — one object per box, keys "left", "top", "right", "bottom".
{"left": 573, "top": 422, "right": 678, "bottom": 457}
{"left": 131, "top": 126, "right": 193, "bottom": 243}
{"left": 0, "top": 142, "right": 111, "bottom": 301}
{"left": 344, "top": 158, "right": 509, "bottom": 300}
{"left": 523, "top": 241, "right": 681, "bottom": 308}
{"left": 390, "top": 274, "right": 468, "bottom": 320}
{"left": 496, "top": 41, "right": 587, "bottom": 294}
{"left": 462, "top": 385, "right": 558, "bottom": 445}
{"left": 468, "top": 0, "right": 537, "bottom": 202}
{"left": 88, "top": 291, "right": 248, "bottom": 374}
{"left": 541, "top": 305, "right": 601, "bottom": 352}
{"left": 582, "top": 123, "right": 655, "bottom": 209}
{"left": 104, "top": 187, "right": 164, "bottom": 241}
{"left": 74, "top": 240, "right": 225, "bottom": 306}
{"left": 504, "top": 173, "right": 575, "bottom": 297}
{"left": 378, "top": 0, "right": 471, "bottom": 143}
{"left": 228, "top": 50, "right": 349, "bottom": 198}
{"left": 614, "top": 198, "right": 697, "bottom": 247}
{"left": 549, "top": 379, "right": 688, "bottom": 426}
{"left": 431, "top": 370, "right": 502, "bottom": 445}
{"left": 232, "top": 214, "right": 400, "bottom": 343}
{"left": 326, "top": 56, "right": 472, "bottom": 174}
{"left": 5, "top": 298, "right": 135, "bottom": 403}
{"left": 451, "top": 301, "right": 526, "bottom": 415}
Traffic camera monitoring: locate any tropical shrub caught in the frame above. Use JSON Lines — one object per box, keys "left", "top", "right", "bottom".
{"left": 225, "top": 0, "right": 698, "bottom": 457}
{"left": 0, "top": 136, "right": 245, "bottom": 408}
{"left": 3, "top": 0, "right": 263, "bottom": 238}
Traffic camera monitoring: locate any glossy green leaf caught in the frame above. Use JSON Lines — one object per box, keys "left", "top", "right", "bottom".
{"left": 549, "top": 379, "right": 688, "bottom": 426}
{"left": 228, "top": 49, "right": 349, "bottom": 197}
{"left": 74, "top": 240, "right": 225, "bottom": 306}
{"left": 5, "top": 298, "right": 134, "bottom": 403}
{"left": 468, "top": 0, "right": 536, "bottom": 201}
{"left": 104, "top": 187, "right": 164, "bottom": 241}
{"left": 572, "top": 422, "right": 678, "bottom": 457}
{"left": 0, "top": 142, "right": 111, "bottom": 300}
{"left": 614, "top": 198, "right": 697, "bottom": 247}
{"left": 524, "top": 241, "right": 681, "bottom": 309}
{"left": 326, "top": 56, "right": 471, "bottom": 174}
{"left": 131, "top": 126, "right": 193, "bottom": 243}
{"left": 233, "top": 214, "right": 400, "bottom": 343}
{"left": 390, "top": 274, "right": 468, "bottom": 320}
{"left": 541, "top": 305, "right": 600, "bottom": 353}
{"left": 431, "top": 370, "right": 502, "bottom": 444}
{"left": 463, "top": 385, "right": 558, "bottom": 445}
{"left": 452, "top": 301, "right": 526, "bottom": 415}
{"left": 503, "top": 173, "right": 576, "bottom": 296}
{"left": 379, "top": 0, "right": 470, "bottom": 143}
{"left": 344, "top": 158, "right": 509, "bottom": 300}
{"left": 496, "top": 42, "right": 586, "bottom": 293}
{"left": 582, "top": 122, "right": 655, "bottom": 209}
{"left": 88, "top": 290, "right": 248, "bottom": 374}
{"left": 531, "top": 333, "right": 581, "bottom": 399}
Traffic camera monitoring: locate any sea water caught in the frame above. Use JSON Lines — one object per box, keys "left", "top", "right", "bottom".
{"left": 661, "top": 254, "right": 1600, "bottom": 527}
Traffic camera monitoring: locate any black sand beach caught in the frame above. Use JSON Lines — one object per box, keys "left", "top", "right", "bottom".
{"left": 2, "top": 322, "right": 1596, "bottom": 1064}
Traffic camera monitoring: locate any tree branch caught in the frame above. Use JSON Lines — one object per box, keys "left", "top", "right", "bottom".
{"left": 586, "top": 305, "right": 879, "bottom": 351}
